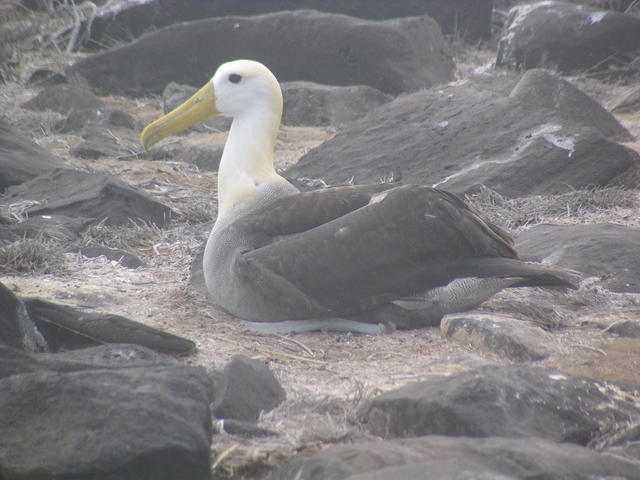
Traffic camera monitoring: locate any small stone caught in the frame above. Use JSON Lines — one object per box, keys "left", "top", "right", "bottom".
{"left": 73, "top": 245, "right": 146, "bottom": 269}
{"left": 0, "top": 282, "right": 46, "bottom": 353}
{"left": 212, "top": 354, "right": 286, "bottom": 422}
{"left": 0, "top": 119, "right": 63, "bottom": 191}
{"left": 607, "top": 320, "right": 640, "bottom": 338}
{"left": 441, "top": 312, "right": 553, "bottom": 362}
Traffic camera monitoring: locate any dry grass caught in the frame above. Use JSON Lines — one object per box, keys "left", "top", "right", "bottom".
{"left": 78, "top": 219, "right": 207, "bottom": 271}
{"left": 0, "top": 237, "right": 68, "bottom": 275}
{"left": 466, "top": 186, "right": 639, "bottom": 231}
{"left": 81, "top": 219, "right": 164, "bottom": 251}
{"left": 450, "top": 37, "right": 496, "bottom": 81}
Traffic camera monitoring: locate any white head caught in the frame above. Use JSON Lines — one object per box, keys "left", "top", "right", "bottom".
{"left": 211, "top": 60, "right": 283, "bottom": 121}
{"left": 140, "top": 59, "right": 283, "bottom": 149}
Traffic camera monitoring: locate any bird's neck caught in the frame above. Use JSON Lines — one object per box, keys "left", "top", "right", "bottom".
{"left": 216, "top": 107, "right": 283, "bottom": 222}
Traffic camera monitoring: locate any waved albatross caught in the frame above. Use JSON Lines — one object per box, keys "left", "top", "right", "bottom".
{"left": 141, "top": 60, "right": 579, "bottom": 334}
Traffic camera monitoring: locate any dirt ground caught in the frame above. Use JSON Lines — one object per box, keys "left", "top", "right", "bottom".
{"left": 1, "top": 6, "right": 640, "bottom": 477}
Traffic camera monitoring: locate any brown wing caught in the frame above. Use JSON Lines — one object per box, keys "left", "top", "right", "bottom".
{"left": 234, "top": 184, "right": 517, "bottom": 315}
{"left": 231, "top": 183, "right": 394, "bottom": 243}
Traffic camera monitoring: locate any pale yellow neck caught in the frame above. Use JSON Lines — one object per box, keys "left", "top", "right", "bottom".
{"left": 216, "top": 106, "right": 283, "bottom": 222}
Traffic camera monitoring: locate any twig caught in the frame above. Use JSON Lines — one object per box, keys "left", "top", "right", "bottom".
{"left": 208, "top": 333, "right": 327, "bottom": 365}
{"left": 624, "top": 0, "right": 640, "bottom": 14}
{"left": 365, "top": 350, "right": 407, "bottom": 361}
{"left": 601, "top": 319, "right": 630, "bottom": 334}
{"left": 211, "top": 443, "right": 239, "bottom": 472}
{"left": 258, "top": 348, "right": 327, "bottom": 365}
{"left": 275, "top": 333, "right": 316, "bottom": 357}
{"left": 66, "top": 0, "right": 82, "bottom": 53}
{"left": 570, "top": 343, "right": 607, "bottom": 356}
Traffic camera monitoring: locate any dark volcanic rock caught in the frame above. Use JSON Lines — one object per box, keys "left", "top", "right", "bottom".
{"left": 212, "top": 354, "right": 286, "bottom": 422}
{"left": 286, "top": 72, "right": 639, "bottom": 195}
{"left": 355, "top": 365, "right": 640, "bottom": 443}
{"left": 496, "top": 1, "right": 640, "bottom": 73}
{"left": 0, "top": 364, "right": 213, "bottom": 480}
{"left": 24, "top": 298, "right": 195, "bottom": 354}
{"left": 85, "top": 0, "right": 492, "bottom": 47}
{"left": 21, "top": 83, "right": 103, "bottom": 114}
{"left": 26, "top": 68, "right": 67, "bottom": 87}
{"left": 0, "top": 118, "right": 63, "bottom": 191}
{"left": 510, "top": 68, "right": 632, "bottom": 141}
{"left": 0, "top": 168, "right": 173, "bottom": 227}
{"left": 21, "top": 83, "right": 105, "bottom": 133}
{"left": 0, "top": 282, "right": 45, "bottom": 353}
{"left": 65, "top": 106, "right": 138, "bottom": 135}
{"left": 73, "top": 245, "right": 146, "bottom": 269}
{"left": 67, "top": 10, "right": 454, "bottom": 96}
{"left": 70, "top": 124, "right": 139, "bottom": 159}
{"left": 436, "top": 125, "right": 638, "bottom": 196}
{"left": 147, "top": 140, "right": 223, "bottom": 171}
{"left": 101, "top": 108, "right": 137, "bottom": 129}
{"left": 181, "top": 145, "right": 223, "bottom": 171}
{"left": 0, "top": 344, "right": 159, "bottom": 379}
{"left": 282, "top": 81, "right": 392, "bottom": 126}
{"left": 0, "top": 215, "right": 93, "bottom": 244}
{"left": 516, "top": 224, "right": 640, "bottom": 293}
{"left": 268, "top": 435, "right": 640, "bottom": 480}
{"left": 441, "top": 313, "right": 553, "bottom": 362}
{"left": 44, "top": 343, "right": 159, "bottom": 364}
{"left": 607, "top": 320, "right": 640, "bottom": 338}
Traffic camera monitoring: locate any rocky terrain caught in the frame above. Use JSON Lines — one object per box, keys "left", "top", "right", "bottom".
{"left": 1, "top": 1, "right": 640, "bottom": 479}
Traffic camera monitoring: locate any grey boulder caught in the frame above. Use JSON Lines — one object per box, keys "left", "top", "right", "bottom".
{"left": 286, "top": 69, "right": 638, "bottom": 195}
{"left": 83, "top": 0, "right": 493, "bottom": 47}
{"left": 355, "top": 364, "right": 640, "bottom": 443}
{"left": 441, "top": 312, "right": 554, "bottom": 362}
{"left": 0, "top": 118, "right": 63, "bottom": 191}
{"left": 282, "top": 81, "right": 392, "bottom": 126}
{"left": 67, "top": 10, "right": 454, "bottom": 96}
{"left": 0, "top": 362, "right": 213, "bottom": 480}
{"left": 24, "top": 298, "right": 195, "bottom": 354}
{"left": 21, "top": 83, "right": 105, "bottom": 133}
{"left": 496, "top": 1, "right": 640, "bottom": 73}
{"left": 268, "top": 435, "right": 640, "bottom": 480}
{"left": 516, "top": 224, "right": 640, "bottom": 293}
{"left": 0, "top": 282, "right": 45, "bottom": 353}
{"left": 0, "top": 215, "right": 93, "bottom": 244}
{"left": 0, "top": 168, "right": 173, "bottom": 227}
{"left": 212, "top": 354, "right": 286, "bottom": 422}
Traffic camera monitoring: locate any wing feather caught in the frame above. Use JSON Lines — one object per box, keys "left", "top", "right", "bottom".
{"left": 238, "top": 185, "right": 516, "bottom": 314}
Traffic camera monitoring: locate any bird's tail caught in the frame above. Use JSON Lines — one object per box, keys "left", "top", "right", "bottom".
{"left": 449, "top": 257, "right": 582, "bottom": 289}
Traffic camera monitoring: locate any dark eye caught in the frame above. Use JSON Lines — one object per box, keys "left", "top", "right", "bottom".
{"left": 229, "top": 73, "right": 242, "bottom": 84}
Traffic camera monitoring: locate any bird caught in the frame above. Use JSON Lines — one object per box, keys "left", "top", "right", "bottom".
{"left": 140, "top": 59, "right": 580, "bottom": 334}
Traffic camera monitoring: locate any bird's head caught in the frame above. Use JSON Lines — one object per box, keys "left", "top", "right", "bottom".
{"left": 140, "top": 59, "right": 283, "bottom": 150}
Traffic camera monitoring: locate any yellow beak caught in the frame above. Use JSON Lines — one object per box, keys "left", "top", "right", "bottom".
{"left": 140, "top": 82, "right": 219, "bottom": 150}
